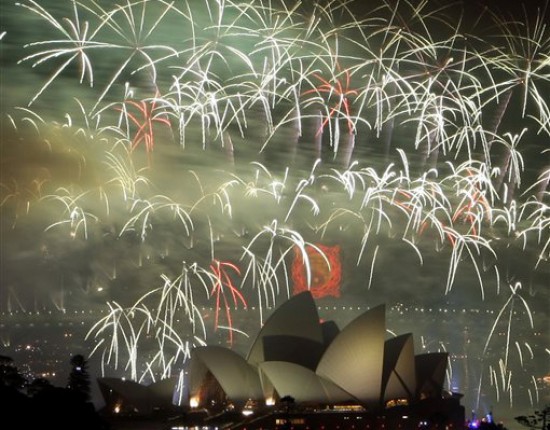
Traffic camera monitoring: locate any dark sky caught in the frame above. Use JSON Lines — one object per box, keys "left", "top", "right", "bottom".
{"left": 472, "top": 0, "right": 549, "bottom": 25}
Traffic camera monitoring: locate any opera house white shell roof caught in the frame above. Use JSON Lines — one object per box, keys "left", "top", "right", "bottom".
{"left": 97, "top": 376, "right": 177, "bottom": 414}
{"left": 188, "top": 291, "right": 450, "bottom": 410}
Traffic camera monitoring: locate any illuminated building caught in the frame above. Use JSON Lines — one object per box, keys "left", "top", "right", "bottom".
{"left": 185, "top": 291, "right": 465, "bottom": 429}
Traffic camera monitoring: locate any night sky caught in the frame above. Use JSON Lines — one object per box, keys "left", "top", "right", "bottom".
{"left": 1, "top": 0, "right": 549, "bottom": 427}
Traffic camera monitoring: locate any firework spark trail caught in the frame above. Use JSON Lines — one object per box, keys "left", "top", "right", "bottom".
{"left": 302, "top": 61, "right": 359, "bottom": 136}
{"left": 239, "top": 220, "right": 329, "bottom": 324}
{"left": 86, "top": 301, "right": 148, "bottom": 380}
{"left": 87, "top": 261, "right": 212, "bottom": 381}
{"left": 476, "top": 281, "right": 536, "bottom": 408}
{"left": 160, "top": 66, "right": 245, "bottom": 149}
{"left": 16, "top": 0, "right": 101, "bottom": 106}
{"left": 41, "top": 189, "right": 101, "bottom": 240}
{"left": 116, "top": 91, "right": 172, "bottom": 162}
{"left": 479, "top": 3, "right": 550, "bottom": 127}
{"left": 209, "top": 259, "right": 247, "bottom": 346}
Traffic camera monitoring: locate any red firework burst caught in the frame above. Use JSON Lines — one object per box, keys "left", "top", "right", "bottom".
{"left": 209, "top": 259, "right": 247, "bottom": 345}
{"left": 303, "top": 63, "right": 358, "bottom": 136}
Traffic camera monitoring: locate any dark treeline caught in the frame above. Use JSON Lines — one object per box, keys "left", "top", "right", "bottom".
{"left": 0, "top": 354, "right": 109, "bottom": 430}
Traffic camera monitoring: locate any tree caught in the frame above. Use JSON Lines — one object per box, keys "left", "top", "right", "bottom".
{"left": 67, "top": 354, "right": 91, "bottom": 402}
{"left": 32, "top": 386, "right": 110, "bottom": 430}
{"left": 280, "top": 395, "right": 296, "bottom": 430}
{"left": 515, "top": 406, "right": 550, "bottom": 430}
{"left": 0, "top": 355, "right": 27, "bottom": 390}
{"left": 27, "top": 377, "right": 53, "bottom": 397}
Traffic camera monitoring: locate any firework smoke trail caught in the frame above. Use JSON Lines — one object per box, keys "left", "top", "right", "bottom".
{"left": 2, "top": 0, "right": 549, "bottom": 412}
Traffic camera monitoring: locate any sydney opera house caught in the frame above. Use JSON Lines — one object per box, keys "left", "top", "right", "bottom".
{"left": 98, "top": 291, "right": 466, "bottom": 428}
{"left": 181, "top": 291, "right": 466, "bottom": 429}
